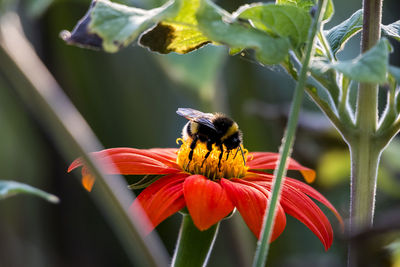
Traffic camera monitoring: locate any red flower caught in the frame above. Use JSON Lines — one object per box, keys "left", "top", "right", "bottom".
{"left": 68, "top": 140, "right": 342, "bottom": 250}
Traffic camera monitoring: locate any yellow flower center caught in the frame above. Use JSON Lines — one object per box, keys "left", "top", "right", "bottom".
{"left": 176, "top": 138, "right": 249, "bottom": 180}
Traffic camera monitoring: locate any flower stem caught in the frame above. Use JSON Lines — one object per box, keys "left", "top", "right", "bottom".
{"left": 349, "top": 142, "right": 381, "bottom": 228}
{"left": 252, "top": 1, "right": 327, "bottom": 266}
{"left": 348, "top": 0, "right": 383, "bottom": 265}
{"left": 172, "top": 214, "right": 219, "bottom": 267}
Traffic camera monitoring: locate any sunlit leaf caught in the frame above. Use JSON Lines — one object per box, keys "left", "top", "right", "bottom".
{"left": 276, "top": 0, "right": 334, "bottom": 22}
{"left": 140, "top": 0, "right": 212, "bottom": 54}
{"left": 0, "top": 180, "right": 59, "bottom": 203}
{"left": 236, "top": 3, "right": 311, "bottom": 48}
{"left": 325, "top": 9, "right": 363, "bottom": 56}
{"left": 196, "top": 0, "right": 290, "bottom": 65}
{"left": 311, "top": 38, "right": 390, "bottom": 84}
{"left": 382, "top": 20, "right": 400, "bottom": 42}
{"left": 229, "top": 47, "right": 244, "bottom": 55}
{"left": 62, "top": 0, "right": 181, "bottom": 52}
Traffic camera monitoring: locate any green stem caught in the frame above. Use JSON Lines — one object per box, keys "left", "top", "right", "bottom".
{"left": 348, "top": 138, "right": 382, "bottom": 267}
{"left": 351, "top": 0, "right": 382, "bottom": 233}
{"left": 0, "top": 13, "right": 169, "bottom": 267}
{"left": 378, "top": 116, "right": 400, "bottom": 146}
{"left": 349, "top": 0, "right": 383, "bottom": 265}
{"left": 318, "top": 31, "right": 334, "bottom": 62}
{"left": 172, "top": 214, "right": 219, "bottom": 267}
{"left": 339, "top": 78, "right": 354, "bottom": 127}
{"left": 286, "top": 52, "right": 345, "bottom": 133}
{"left": 377, "top": 85, "right": 397, "bottom": 134}
{"left": 349, "top": 141, "right": 381, "bottom": 228}
{"left": 252, "top": 1, "right": 327, "bottom": 266}
{"left": 304, "top": 84, "right": 343, "bottom": 130}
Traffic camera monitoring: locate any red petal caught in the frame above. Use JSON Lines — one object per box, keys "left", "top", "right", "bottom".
{"left": 68, "top": 158, "right": 84, "bottom": 173}
{"left": 246, "top": 173, "right": 343, "bottom": 228}
{"left": 284, "top": 178, "right": 343, "bottom": 228}
{"left": 97, "top": 148, "right": 179, "bottom": 167}
{"left": 68, "top": 148, "right": 181, "bottom": 179}
{"left": 281, "top": 187, "right": 333, "bottom": 250}
{"left": 244, "top": 175, "right": 335, "bottom": 250}
{"left": 183, "top": 175, "right": 234, "bottom": 231}
{"left": 130, "top": 173, "right": 188, "bottom": 233}
{"left": 247, "top": 152, "right": 315, "bottom": 183}
{"left": 148, "top": 148, "right": 178, "bottom": 161}
{"left": 221, "top": 178, "right": 286, "bottom": 241}
{"left": 81, "top": 166, "right": 95, "bottom": 192}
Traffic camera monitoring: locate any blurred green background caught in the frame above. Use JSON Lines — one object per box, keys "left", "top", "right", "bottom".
{"left": 1, "top": 0, "right": 400, "bottom": 266}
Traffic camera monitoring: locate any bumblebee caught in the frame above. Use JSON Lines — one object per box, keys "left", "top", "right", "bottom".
{"left": 176, "top": 108, "right": 246, "bottom": 168}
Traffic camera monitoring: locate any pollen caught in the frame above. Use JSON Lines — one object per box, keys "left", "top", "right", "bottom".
{"left": 176, "top": 138, "right": 249, "bottom": 180}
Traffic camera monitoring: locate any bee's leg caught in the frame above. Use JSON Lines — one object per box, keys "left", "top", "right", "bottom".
{"left": 201, "top": 140, "right": 213, "bottom": 167}
{"left": 186, "top": 137, "right": 198, "bottom": 170}
{"left": 226, "top": 150, "right": 231, "bottom": 160}
{"left": 218, "top": 144, "right": 224, "bottom": 170}
{"left": 233, "top": 147, "right": 239, "bottom": 159}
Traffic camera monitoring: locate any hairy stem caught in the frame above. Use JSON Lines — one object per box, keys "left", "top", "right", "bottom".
{"left": 349, "top": 0, "right": 383, "bottom": 265}
{"left": 172, "top": 214, "right": 219, "bottom": 267}
{"left": 352, "top": 0, "right": 382, "bottom": 229}
{"left": 252, "top": 1, "right": 327, "bottom": 266}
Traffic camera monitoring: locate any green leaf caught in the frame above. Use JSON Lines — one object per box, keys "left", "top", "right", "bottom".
{"left": 237, "top": 3, "right": 311, "bottom": 48}
{"left": 382, "top": 20, "right": 400, "bottom": 42}
{"left": 140, "top": 0, "right": 211, "bottom": 54}
{"left": 0, "top": 180, "right": 59, "bottom": 203}
{"left": 276, "top": 0, "right": 334, "bottom": 22}
{"left": 229, "top": 47, "right": 243, "bottom": 55}
{"left": 324, "top": 10, "right": 399, "bottom": 56}
{"left": 196, "top": 0, "right": 290, "bottom": 65}
{"left": 324, "top": 9, "right": 363, "bottom": 56}
{"left": 311, "top": 38, "right": 390, "bottom": 84}
{"left": 62, "top": 0, "right": 182, "bottom": 52}
{"left": 389, "top": 65, "right": 400, "bottom": 85}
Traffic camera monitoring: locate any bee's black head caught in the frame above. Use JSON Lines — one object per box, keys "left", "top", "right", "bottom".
{"left": 223, "top": 131, "right": 242, "bottom": 150}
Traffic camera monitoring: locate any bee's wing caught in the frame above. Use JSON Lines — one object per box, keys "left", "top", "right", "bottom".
{"left": 177, "top": 108, "right": 217, "bottom": 131}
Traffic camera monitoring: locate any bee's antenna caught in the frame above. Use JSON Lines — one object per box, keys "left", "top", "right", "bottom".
{"left": 238, "top": 146, "right": 246, "bottom": 165}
